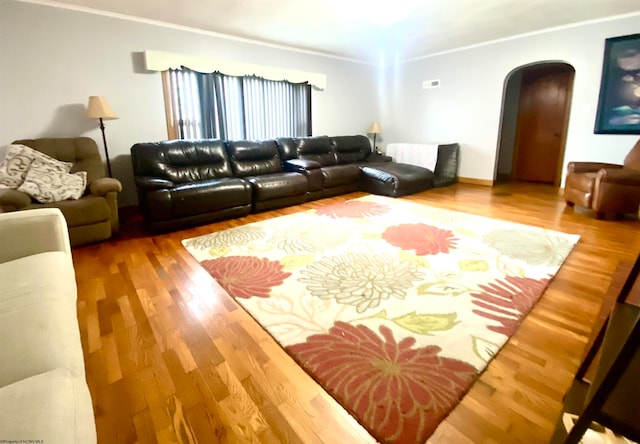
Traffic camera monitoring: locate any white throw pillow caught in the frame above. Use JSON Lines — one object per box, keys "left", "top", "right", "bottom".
{"left": 17, "top": 158, "right": 87, "bottom": 203}
{"left": 0, "top": 144, "right": 72, "bottom": 189}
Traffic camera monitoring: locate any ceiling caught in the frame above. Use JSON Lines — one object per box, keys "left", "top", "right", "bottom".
{"left": 32, "top": 0, "right": 640, "bottom": 62}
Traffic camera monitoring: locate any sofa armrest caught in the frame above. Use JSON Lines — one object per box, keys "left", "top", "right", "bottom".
{"left": 567, "top": 162, "right": 622, "bottom": 175}
{"left": 283, "top": 159, "right": 322, "bottom": 173}
{"left": 89, "top": 177, "right": 123, "bottom": 196}
{"left": 0, "top": 208, "right": 70, "bottom": 263}
{"left": 0, "top": 189, "right": 32, "bottom": 211}
{"left": 597, "top": 168, "right": 640, "bottom": 185}
{"left": 135, "top": 177, "right": 175, "bottom": 191}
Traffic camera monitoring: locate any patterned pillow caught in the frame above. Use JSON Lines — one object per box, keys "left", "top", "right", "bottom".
{"left": 17, "top": 158, "right": 87, "bottom": 203}
{"left": 0, "top": 144, "right": 72, "bottom": 189}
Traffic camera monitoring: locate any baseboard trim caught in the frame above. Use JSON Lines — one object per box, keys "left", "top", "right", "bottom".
{"left": 458, "top": 177, "right": 495, "bottom": 187}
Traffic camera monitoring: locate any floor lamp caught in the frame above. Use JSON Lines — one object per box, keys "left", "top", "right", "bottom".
{"left": 87, "top": 96, "right": 118, "bottom": 177}
{"left": 368, "top": 122, "right": 381, "bottom": 154}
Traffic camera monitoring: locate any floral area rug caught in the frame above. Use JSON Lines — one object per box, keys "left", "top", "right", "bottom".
{"left": 182, "top": 195, "right": 580, "bottom": 443}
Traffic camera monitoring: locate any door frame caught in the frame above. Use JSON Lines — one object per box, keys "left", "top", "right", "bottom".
{"left": 495, "top": 61, "right": 575, "bottom": 186}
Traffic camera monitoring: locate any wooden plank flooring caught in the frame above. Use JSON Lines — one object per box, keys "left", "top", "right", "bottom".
{"left": 72, "top": 182, "right": 640, "bottom": 443}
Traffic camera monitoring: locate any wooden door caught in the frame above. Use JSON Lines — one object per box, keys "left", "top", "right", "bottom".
{"left": 514, "top": 66, "right": 573, "bottom": 184}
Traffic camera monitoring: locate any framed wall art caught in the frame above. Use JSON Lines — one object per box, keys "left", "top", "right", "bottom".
{"left": 594, "top": 33, "right": 640, "bottom": 134}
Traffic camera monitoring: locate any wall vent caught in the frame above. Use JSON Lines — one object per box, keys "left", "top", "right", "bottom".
{"left": 422, "top": 79, "right": 440, "bottom": 89}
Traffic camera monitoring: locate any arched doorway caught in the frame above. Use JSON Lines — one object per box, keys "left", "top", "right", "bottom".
{"left": 496, "top": 62, "right": 575, "bottom": 186}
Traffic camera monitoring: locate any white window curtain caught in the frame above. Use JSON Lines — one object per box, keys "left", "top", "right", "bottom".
{"left": 166, "top": 69, "right": 202, "bottom": 139}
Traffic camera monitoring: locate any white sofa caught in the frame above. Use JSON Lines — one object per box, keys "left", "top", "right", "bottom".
{"left": 0, "top": 208, "right": 96, "bottom": 443}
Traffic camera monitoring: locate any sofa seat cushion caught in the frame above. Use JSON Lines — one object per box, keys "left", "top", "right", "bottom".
{"left": 246, "top": 172, "right": 307, "bottom": 201}
{"left": 321, "top": 164, "right": 362, "bottom": 188}
{"left": 0, "top": 251, "right": 85, "bottom": 387}
{"left": 361, "top": 163, "right": 435, "bottom": 197}
{"left": 27, "top": 194, "right": 111, "bottom": 228}
{"left": 0, "top": 368, "right": 96, "bottom": 443}
{"left": 146, "top": 177, "right": 251, "bottom": 221}
{"left": 168, "top": 178, "right": 251, "bottom": 219}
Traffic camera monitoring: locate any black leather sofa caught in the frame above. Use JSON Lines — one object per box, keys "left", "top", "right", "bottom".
{"left": 130, "top": 139, "right": 252, "bottom": 232}
{"left": 131, "top": 135, "right": 457, "bottom": 231}
{"left": 276, "top": 135, "right": 392, "bottom": 200}
{"left": 226, "top": 139, "right": 308, "bottom": 212}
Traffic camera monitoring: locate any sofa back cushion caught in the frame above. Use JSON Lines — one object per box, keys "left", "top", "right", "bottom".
{"left": 131, "top": 139, "right": 233, "bottom": 183}
{"left": 13, "top": 137, "right": 104, "bottom": 186}
{"left": 331, "top": 135, "right": 371, "bottom": 163}
{"left": 434, "top": 143, "right": 460, "bottom": 181}
{"left": 226, "top": 140, "right": 283, "bottom": 177}
{"left": 276, "top": 136, "right": 336, "bottom": 166}
{"left": 275, "top": 137, "right": 297, "bottom": 161}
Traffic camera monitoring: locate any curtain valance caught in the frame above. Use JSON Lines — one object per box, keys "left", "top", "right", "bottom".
{"left": 144, "top": 50, "right": 326, "bottom": 90}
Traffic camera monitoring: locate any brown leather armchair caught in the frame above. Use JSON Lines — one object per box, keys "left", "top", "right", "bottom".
{"left": 564, "top": 139, "right": 640, "bottom": 219}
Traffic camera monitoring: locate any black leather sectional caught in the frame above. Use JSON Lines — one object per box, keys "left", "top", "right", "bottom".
{"left": 130, "top": 135, "right": 458, "bottom": 231}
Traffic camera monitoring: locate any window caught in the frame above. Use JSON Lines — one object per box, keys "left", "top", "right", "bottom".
{"left": 163, "top": 69, "right": 202, "bottom": 139}
{"left": 163, "top": 68, "right": 312, "bottom": 140}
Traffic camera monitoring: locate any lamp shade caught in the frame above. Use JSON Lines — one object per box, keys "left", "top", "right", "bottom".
{"left": 368, "top": 122, "right": 381, "bottom": 134}
{"left": 87, "top": 96, "right": 118, "bottom": 120}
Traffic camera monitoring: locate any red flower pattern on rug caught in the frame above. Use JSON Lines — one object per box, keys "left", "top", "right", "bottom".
{"left": 383, "top": 223, "right": 458, "bottom": 255}
{"left": 201, "top": 256, "right": 290, "bottom": 299}
{"left": 316, "top": 200, "right": 390, "bottom": 218}
{"left": 471, "top": 275, "right": 551, "bottom": 335}
{"left": 288, "top": 321, "right": 477, "bottom": 444}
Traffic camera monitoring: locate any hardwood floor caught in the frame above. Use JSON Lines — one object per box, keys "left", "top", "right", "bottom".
{"left": 72, "top": 182, "right": 640, "bottom": 444}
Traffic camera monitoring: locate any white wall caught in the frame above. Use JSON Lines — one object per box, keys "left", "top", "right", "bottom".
{"left": 0, "top": 1, "right": 377, "bottom": 206}
{"left": 3, "top": 2, "right": 640, "bottom": 204}
{"left": 381, "top": 13, "right": 640, "bottom": 183}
